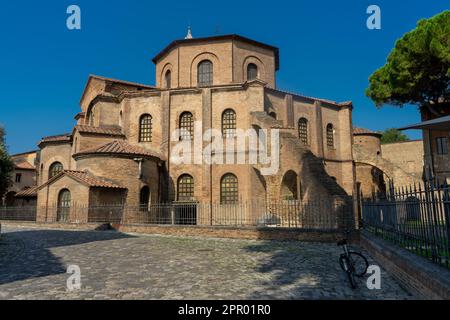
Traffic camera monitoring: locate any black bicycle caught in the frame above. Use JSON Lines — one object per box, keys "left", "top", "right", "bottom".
{"left": 338, "top": 232, "right": 369, "bottom": 289}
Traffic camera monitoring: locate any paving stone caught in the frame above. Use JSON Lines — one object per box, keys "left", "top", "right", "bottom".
{"left": 0, "top": 226, "right": 414, "bottom": 300}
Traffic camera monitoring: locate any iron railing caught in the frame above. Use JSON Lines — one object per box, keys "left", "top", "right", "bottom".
{"left": 0, "top": 197, "right": 354, "bottom": 230}
{"left": 362, "top": 179, "right": 450, "bottom": 268}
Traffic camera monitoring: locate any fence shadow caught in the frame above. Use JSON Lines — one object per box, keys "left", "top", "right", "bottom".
{"left": 0, "top": 228, "right": 134, "bottom": 286}
{"left": 242, "top": 240, "right": 333, "bottom": 299}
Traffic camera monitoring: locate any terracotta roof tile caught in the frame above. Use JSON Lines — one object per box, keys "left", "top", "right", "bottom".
{"left": 15, "top": 186, "right": 39, "bottom": 198}
{"left": 40, "top": 133, "right": 72, "bottom": 144}
{"left": 14, "top": 161, "right": 35, "bottom": 170}
{"left": 75, "top": 140, "right": 165, "bottom": 160}
{"left": 353, "top": 127, "right": 382, "bottom": 136}
{"left": 62, "top": 170, "right": 125, "bottom": 189}
{"left": 75, "top": 125, "right": 125, "bottom": 136}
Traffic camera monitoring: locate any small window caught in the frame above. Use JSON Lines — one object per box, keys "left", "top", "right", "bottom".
{"left": 436, "top": 137, "right": 448, "bottom": 155}
{"left": 222, "top": 109, "right": 237, "bottom": 138}
{"left": 198, "top": 60, "right": 213, "bottom": 87}
{"left": 326, "top": 124, "right": 334, "bottom": 149}
{"left": 15, "top": 173, "right": 22, "bottom": 183}
{"left": 220, "top": 173, "right": 239, "bottom": 204}
{"left": 269, "top": 112, "right": 277, "bottom": 120}
{"left": 247, "top": 63, "right": 258, "bottom": 81}
{"left": 178, "top": 174, "right": 194, "bottom": 201}
{"left": 165, "top": 70, "right": 172, "bottom": 89}
{"left": 298, "top": 118, "right": 308, "bottom": 145}
{"left": 139, "top": 114, "right": 152, "bottom": 142}
{"left": 179, "top": 112, "right": 194, "bottom": 141}
{"left": 49, "top": 162, "right": 63, "bottom": 179}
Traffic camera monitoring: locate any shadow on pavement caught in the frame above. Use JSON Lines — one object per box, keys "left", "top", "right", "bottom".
{"left": 0, "top": 228, "right": 134, "bottom": 286}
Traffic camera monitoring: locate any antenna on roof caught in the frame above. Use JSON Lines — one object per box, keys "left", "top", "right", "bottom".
{"left": 185, "top": 25, "right": 193, "bottom": 39}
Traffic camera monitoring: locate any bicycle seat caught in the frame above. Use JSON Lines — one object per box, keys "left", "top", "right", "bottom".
{"left": 337, "top": 239, "right": 347, "bottom": 246}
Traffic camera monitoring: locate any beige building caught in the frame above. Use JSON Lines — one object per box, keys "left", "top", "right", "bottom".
{"left": 399, "top": 110, "right": 450, "bottom": 183}
{"left": 13, "top": 34, "right": 356, "bottom": 224}
{"left": 3, "top": 151, "right": 38, "bottom": 206}
{"left": 353, "top": 127, "right": 424, "bottom": 199}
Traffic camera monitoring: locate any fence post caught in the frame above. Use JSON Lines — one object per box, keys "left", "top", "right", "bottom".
{"left": 443, "top": 181, "right": 450, "bottom": 260}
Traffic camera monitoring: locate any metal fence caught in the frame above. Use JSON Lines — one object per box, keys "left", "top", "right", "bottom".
{"left": 361, "top": 179, "right": 450, "bottom": 268}
{"left": 0, "top": 197, "right": 354, "bottom": 230}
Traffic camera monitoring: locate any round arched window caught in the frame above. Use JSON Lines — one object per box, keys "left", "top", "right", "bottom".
{"left": 49, "top": 162, "right": 63, "bottom": 179}
{"left": 247, "top": 63, "right": 258, "bottom": 80}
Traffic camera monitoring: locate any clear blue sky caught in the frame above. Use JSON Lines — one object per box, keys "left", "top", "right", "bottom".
{"left": 0, "top": 0, "right": 448, "bottom": 154}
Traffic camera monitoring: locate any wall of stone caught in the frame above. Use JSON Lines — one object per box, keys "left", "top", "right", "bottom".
{"left": 36, "top": 175, "right": 90, "bottom": 222}
{"left": 381, "top": 140, "right": 424, "bottom": 182}
{"left": 38, "top": 143, "right": 73, "bottom": 185}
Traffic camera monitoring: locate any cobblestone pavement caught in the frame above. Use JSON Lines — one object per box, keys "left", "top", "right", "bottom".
{"left": 0, "top": 226, "right": 414, "bottom": 300}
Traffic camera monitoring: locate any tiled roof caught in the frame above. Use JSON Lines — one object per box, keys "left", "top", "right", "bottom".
{"left": 74, "top": 140, "right": 165, "bottom": 160}
{"left": 15, "top": 186, "right": 39, "bottom": 198}
{"left": 75, "top": 125, "right": 125, "bottom": 136}
{"left": 265, "top": 87, "right": 352, "bottom": 107}
{"left": 353, "top": 127, "right": 382, "bottom": 136}
{"left": 14, "top": 161, "right": 35, "bottom": 170}
{"left": 40, "top": 133, "right": 72, "bottom": 144}
{"left": 61, "top": 170, "right": 125, "bottom": 189}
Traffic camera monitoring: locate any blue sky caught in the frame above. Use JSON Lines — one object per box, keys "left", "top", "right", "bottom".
{"left": 0, "top": 0, "right": 448, "bottom": 154}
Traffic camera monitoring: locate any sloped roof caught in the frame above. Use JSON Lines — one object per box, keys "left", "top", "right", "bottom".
{"left": 14, "top": 161, "right": 35, "bottom": 170}
{"left": 74, "top": 140, "right": 165, "bottom": 160}
{"left": 265, "top": 87, "right": 352, "bottom": 108}
{"left": 353, "top": 127, "right": 382, "bottom": 136}
{"left": 15, "top": 186, "right": 39, "bottom": 198}
{"left": 33, "top": 170, "right": 126, "bottom": 192}
{"left": 75, "top": 125, "right": 125, "bottom": 137}
{"left": 398, "top": 115, "right": 450, "bottom": 131}
{"left": 39, "top": 133, "right": 72, "bottom": 145}
{"left": 61, "top": 170, "right": 125, "bottom": 189}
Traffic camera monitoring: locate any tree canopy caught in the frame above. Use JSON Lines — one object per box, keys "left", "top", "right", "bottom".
{"left": 0, "top": 126, "right": 14, "bottom": 202}
{"left": 366, "top": 10, "right": 450, "bottom": 116}
{"left": 380, "top": 128, "right": 410, "bottom": 144}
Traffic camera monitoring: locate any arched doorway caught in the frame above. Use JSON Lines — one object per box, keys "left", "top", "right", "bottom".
{"left": 280, "top": 170, "right": 299, "bottom": 200}
{"left": 57, "top": 189, "right": 71, "bottom": 222}
{"left": 139, "top": 186, "right": 151, "bottom": 211}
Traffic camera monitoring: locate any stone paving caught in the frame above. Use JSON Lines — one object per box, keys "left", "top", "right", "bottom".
{"left": 0, "top": 225, "right": 414, "bottom": 300}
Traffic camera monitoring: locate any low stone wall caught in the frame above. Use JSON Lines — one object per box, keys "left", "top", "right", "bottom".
{"left": 360, "top": 231, "right": 450, "bottom": 300}
{"left": 116, "top": 224, "right": 342, "bottom": 242}
{"left": 0, "top": 220, "right": 343, "bottom": 242}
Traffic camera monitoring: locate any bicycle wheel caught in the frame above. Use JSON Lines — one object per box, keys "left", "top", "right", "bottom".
{"left": 348, "top": 252, "right": 369, "bottom": 278}
{"left": 339, "top": 255, "right": 347, "bottom": 272}
{"left": 347, "top": 270, "right": 357, "bottom": 289}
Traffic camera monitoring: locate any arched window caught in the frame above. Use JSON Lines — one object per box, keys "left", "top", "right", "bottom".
{"left": 222, "top": 109, "right": 236, "bottom": 139}
{"left": 198, "top": 60, "right": 213, "bottom": 87}
{"left": 220, "top": 173, "right": 239, "bottom": 204}
{"left": 326, "top": 124, "right": 334, "bottom": 149}
{"left": 269, "top": 112, "right": 277, "bottom": 120}
{"left": 247, "top": 63, "right": 258, "bottom": 81}
{"left": 57, "top": 189, "right": 71, "bottom": 222}
{"left": 139, "top": 114, "right": 152, "bottom": 142}
{"left": 298, "top": 118, "right": 308, "bottom": 145}
{"left": 49, "top": 162, "right": 63, "bottom": 179}
{"left": 179, "top": 112, "right": 194, "bottom": 141}
{"left": 178, "top": 174, "right": 194, "bottom": 201}
{"left": 165, "top": 70, "right": 172, "bottom": 89}
{"left": 139, "top": 186, "right": 150, "bottom": 211}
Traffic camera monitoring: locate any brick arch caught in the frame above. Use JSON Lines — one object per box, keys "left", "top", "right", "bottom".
{"left": 354, "top": 160, "right": 393, "bottom": 180}
{"left": 243, "top": 56, "right": 266, "bottom": 82}
{"left": 190, "top": 52, "right": 221, "bottom": 87}
{"left": 160, "top": 62, "right": 174, "bottom": 89}
{"left": 280, "top": 170, "right": 300, "bottom": 200}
